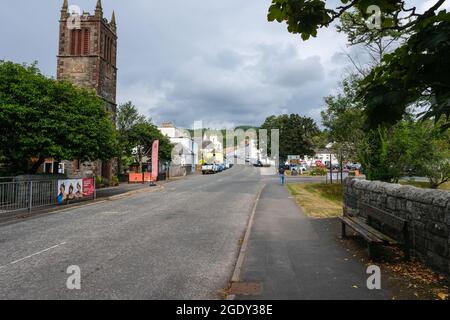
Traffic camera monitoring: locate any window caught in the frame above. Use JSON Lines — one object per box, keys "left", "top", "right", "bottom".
{"left": 70, "top": 28, "right": 90, "bottom": 55}
{"left": 83, "top": 29, "right": 90, "bottom": 55}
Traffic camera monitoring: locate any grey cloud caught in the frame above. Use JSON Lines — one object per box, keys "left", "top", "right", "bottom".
{"left": 0, "top": 0, "right": 354, "bottom": 129}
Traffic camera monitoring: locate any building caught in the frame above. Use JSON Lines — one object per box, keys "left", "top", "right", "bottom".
{"left": 158, "top": 123, "right": 198, "bottom": 167}
{"left": 41, "top": 0, "right": 118, "bottom": 180}
{"left": 303, "top": 150, "right": 339, "bottom": 166}
{"left": 201, "top": 134, "right": 224, "bottom": 164}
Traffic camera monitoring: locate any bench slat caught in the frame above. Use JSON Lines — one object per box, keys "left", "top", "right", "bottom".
{"left": 339, "top": 216, "right": 383, "bottom": 244}
{"left": 361, "top": 203, "right": 407, "bottom": 232}
{"left": 352, "top": 217, "right": 398, "bottom": 245}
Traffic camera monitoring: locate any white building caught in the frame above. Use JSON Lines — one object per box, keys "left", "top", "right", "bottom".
{"left": 158, "top": 123, "right": 198, "bottom": 166}
{"left": 303, "top": 150, "right": 339, "bottom": 166}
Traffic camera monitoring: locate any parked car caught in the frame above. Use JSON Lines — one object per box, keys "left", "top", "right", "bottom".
{"left": 202, "top": 163, "right": 217, "bottom": 174}
{"left": 350, "top": 163, "right": 362, "bottom": 171}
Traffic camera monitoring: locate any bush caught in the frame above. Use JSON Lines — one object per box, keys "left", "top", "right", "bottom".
{"left": 311, "top": 167, "right": 328, "bottom": 176}
{"left": 111, "top": 176, "right": 119, "bottom": 187}
{"left": 95, "top": 176, "right": 104, "bottom": 188}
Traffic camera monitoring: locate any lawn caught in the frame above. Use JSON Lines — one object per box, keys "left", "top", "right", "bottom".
{"left": 287, "top": 183, "right": 343, "bottom": 218}
{"left": 399, "top": 180, "right": 450, "bottom": 191}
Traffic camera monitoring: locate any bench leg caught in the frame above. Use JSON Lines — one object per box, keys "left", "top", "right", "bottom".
{"left": 367, "top": 243, "right": 377, "bottom": 261}
{"left": 341, "top": 222, "right": 346, "bottom": 239}
{"left": 403, "top": 244, "right": 411, "bottom": 261}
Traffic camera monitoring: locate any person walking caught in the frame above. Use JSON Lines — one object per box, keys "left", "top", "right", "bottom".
{"left": 278, "top": 166, "right": 286, "bottom": 185}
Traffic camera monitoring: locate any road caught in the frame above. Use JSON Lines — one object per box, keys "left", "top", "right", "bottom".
{"left": 0, "top": 165, "right": 261, "bottom": 299}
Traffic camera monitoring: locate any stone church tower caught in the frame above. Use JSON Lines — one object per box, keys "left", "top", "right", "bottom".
{"left": 56, "top": 0, "right": 118, "bottom": 180}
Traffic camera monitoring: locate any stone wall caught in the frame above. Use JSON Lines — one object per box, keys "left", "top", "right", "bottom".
{"left": 344, "top": 178, "right": 450, "bottom": 274}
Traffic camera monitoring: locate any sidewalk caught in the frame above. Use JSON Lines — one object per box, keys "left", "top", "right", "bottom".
{"left": 234, "top": 183, "right": 392, "bottom": 300}
{"left": 96, "top": 182, "right": 154, "bottom": 199}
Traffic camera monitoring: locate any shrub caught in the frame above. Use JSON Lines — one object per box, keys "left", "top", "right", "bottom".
{"left": 111, "top": 176, "right": 120, "bottom": 187}
{"left": 95, "top": 176, "right": 104, "bottom": 188}
{"left": 311, "top": 167, "right": 328, "bottom": 176}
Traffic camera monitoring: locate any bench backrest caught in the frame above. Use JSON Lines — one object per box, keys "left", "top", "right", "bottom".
{"left": 361, "top": 203, "right": 408, "bottom": 241}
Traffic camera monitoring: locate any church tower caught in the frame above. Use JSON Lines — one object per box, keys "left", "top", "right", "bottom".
{"left": 56, "top": 0, "right": 118, "bottom": 180}
{"left": 57, "top": 0, "right": 117, "bottom": 116}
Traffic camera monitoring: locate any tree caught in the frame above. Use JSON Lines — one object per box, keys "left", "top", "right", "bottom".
{"left": 412, "top": 121, "right": 450, "bottom": 188}
{"left": 360, "top": 119, "right": 450, "bottom": 185}
{"left": 337, "top": 10, "right": 405, "bottom": 76}
{"left": 268, "top": 0, "right": 450, "bottom": 127}
{"left": 321, "top": 75, "right": 365, "bottom": 171}
{"left": 359, "top": 12, "right": 450, "bottom": 129}
{"left": 116, "top": 102, "right": 172, "bottom": 173}
{"left": 0, "top": 61, "right": 117, "bottom": 175}
{"left": 260, "top": 114, "right": 320, "bottom": 162}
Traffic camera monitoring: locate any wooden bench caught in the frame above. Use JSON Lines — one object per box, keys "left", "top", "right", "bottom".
{"left": 339, "top": 203, "right": 410, "bottom": 260}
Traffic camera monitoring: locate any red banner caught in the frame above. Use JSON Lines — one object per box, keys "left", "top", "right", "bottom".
{"left": 152, "top": 140, "right": 159, "bottom": 182}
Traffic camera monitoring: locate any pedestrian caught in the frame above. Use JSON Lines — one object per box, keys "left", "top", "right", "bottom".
{"left": 278, "top": 166, "right": 286, "bottom": 185}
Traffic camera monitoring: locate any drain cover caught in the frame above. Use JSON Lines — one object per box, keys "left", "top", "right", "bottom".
{"left": 229, "top": 282, "right": 262, "bottom": 296}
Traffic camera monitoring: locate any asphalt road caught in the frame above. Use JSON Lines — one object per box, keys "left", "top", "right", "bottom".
{"left": 0, "top": 165, "right": 261, "bottom": 299}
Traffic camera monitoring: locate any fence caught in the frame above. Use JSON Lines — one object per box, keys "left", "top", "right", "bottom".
{"left": 0, "top": 178, "right": 96, "bottom": 217}
{"left": 168, "top": 165, "right": 194, "bottom": 178}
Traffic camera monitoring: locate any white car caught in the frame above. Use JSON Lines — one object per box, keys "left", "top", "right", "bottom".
{"left": 202, "top": 164, "right": 217, "bottom": 174}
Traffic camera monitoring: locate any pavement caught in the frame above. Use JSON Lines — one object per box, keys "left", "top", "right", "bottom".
{"left": 96, "top": 182, "right": 156, "bottom": 199}
{"left": 234, "top": 181, "right": 392, "bottom": 300}
{"left": 0, "top": 166, "right": 398, "bottom": 300}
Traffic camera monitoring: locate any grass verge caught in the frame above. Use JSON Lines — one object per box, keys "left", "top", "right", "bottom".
{"left": 287, "top": 183, "right": 343, "bottom": 218}
{"left": 399, "top": 180, "right": 450, "bottom": 191}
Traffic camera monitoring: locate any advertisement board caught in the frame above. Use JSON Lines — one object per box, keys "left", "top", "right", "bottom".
{"left": 57, "top": 178, "right": 95, "bottom": 205}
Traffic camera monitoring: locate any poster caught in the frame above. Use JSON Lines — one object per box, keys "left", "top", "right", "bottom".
{"left": 57, "top": 178, "right": 95, "bottom": 204}
{"left": 82, "top": 178, "right": 95, "bottom": 197}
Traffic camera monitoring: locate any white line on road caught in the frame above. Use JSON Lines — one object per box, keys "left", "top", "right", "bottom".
{"left": 0, "top": 242, "right": 67, "bottom": 270}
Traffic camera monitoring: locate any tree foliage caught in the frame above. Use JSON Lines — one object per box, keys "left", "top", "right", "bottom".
{"left": 260, "top": 114, "right": 320, "bottom": 161}
{"left": 116, "top": 102, "right": 172, "bottom": 172}
{"left": 0, "top": 61, "right": 117, "bottom": 175}
{"left": 359, "top": 10, "right": 450, "bottom": 128}
{"left": 268, "top": 0, "right": 450, "bottom": 127}
{"left": 321, "top": 75, "right": 365, "bottom": 165}
{"left": 360, "top": 119, "right": 450, "bottom": 186}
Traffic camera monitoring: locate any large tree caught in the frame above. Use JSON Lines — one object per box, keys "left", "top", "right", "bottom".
{"left": 0, "top": 61, "right": 117, "bottom": 175}
{"left": 321, "top": 75, "right": 365, "bottom": 168}
{"left": 268, "top": 0, "right": 450, "bottom": 127}
{"left": 260, "top": 114, "right": 320, "bottom": 161}
{"left": 116, "top": 102, "right": 172, "bottom": 172}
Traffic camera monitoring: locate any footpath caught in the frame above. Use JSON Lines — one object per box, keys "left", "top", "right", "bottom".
{"left": 232, "top": 182, "right": 392, "bottom": 300}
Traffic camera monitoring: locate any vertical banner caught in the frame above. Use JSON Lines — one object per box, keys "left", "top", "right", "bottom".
{"left": 152, "top": 140, "right": 160, "bottom": 182}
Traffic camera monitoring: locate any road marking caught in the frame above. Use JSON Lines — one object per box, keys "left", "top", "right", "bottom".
{"left": 0, "top": 242, "right": 67, "bottom": 270}
{"left": 228, "top": 184, "right": 266, "bottom": 300}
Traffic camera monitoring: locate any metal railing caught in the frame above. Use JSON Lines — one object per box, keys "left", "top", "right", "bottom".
{"left": 0, "top": 178, "right": 96, "bottom": 216}
{"left": 0, "top": 180, "right": 57, "bottom": 215}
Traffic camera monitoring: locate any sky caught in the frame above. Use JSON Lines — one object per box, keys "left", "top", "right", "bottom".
{"left": 0, "top": 0, "right": 447, "bottom": 129}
